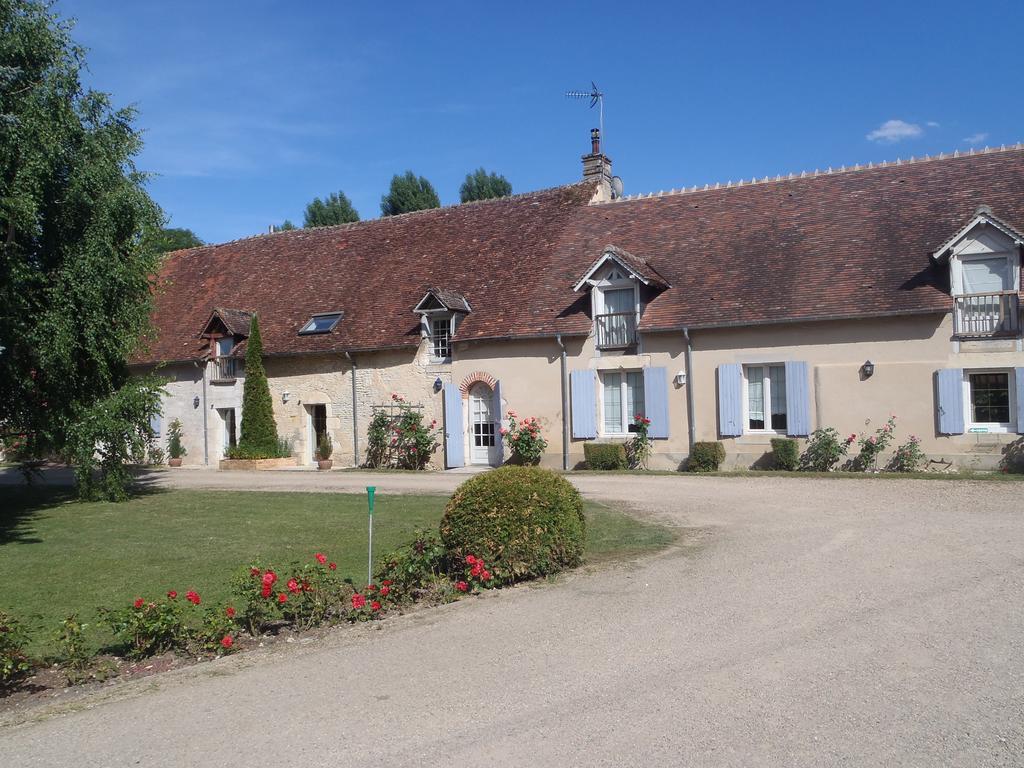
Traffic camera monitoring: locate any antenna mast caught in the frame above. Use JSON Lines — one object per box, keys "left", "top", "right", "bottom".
{"left": 565, "top": 81, "right": 604, "bottom": 143}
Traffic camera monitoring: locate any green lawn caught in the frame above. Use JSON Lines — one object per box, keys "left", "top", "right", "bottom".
{"left": 0, "top": 487, "right": 673, "bottom": 655}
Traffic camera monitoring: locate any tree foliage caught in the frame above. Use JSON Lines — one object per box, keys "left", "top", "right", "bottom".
{"left": 380, "top": 171, "right": 440, "bottom": 217}
{"left": 459, "top": 168, "right": 511, "bottom": 203}
{"left": 146, "top": 227, "right": 203, "bottom": 253}
{"left": 304, "top": 191, "right": 359, "bottom": 228}
{"left": 236, "top": 316, "right": 280, "bottom": 457}
{"left": 0, "top": 0, "right": 164, "bottom": 499}
{"left": 274, "top": 219, "right": 296, "bottom": 232}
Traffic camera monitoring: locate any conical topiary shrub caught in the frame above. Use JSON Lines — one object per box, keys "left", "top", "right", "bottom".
{"left": 236, "top": 315, "right": 281, "bottom": 457}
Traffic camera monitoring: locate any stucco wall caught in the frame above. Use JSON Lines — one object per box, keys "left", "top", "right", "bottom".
{"left": 686, "top": 313, "right": 1024, "bottom": 469}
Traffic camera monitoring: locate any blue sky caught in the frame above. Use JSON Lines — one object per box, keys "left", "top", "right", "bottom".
{"left": 59, "top": 0, "right": 1024, "bottom": 245}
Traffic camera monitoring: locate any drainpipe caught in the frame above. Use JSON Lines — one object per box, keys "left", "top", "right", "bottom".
{"left": 195, "top": 360, "right": 210, "bottom": 466}
{"left": 344, "top": 352, "right": 359, "bottom": 467}
{"left": 683, "top": 328, "right": 696, "bottom": 452}
{"left": 556, "top": 334, "right": 570, "bottom": 470}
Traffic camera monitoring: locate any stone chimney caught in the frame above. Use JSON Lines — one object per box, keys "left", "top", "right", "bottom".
{"left": 581, "top": 128, "right": 613, "bottom": 203}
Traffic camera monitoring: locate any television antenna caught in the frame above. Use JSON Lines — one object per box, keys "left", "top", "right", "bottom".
{"left": 565, "top": 81, "right": 604, "bottom": 143}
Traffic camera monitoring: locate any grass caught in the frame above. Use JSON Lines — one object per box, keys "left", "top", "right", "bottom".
{"left": 0, "top": 487, "right": 672, "bottom": 656}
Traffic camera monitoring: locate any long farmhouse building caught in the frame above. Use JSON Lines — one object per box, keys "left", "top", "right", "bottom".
{"left": 138, "top": 133, "right": 1024, "bottom": 471}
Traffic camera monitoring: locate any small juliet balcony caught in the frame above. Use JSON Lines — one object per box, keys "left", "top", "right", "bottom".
{"left": 596, "top": 312, "right": 638, "bottom": 349}
{"left": 210, "top": 356, "right": 243, "bottom": 383}
{"left": 953, "top": 291, "right": 1021, "bottom": 338}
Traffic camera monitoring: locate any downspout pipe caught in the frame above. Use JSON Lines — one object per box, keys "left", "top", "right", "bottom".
{"left": 195, "top": 360, "right": 209, "bottom": 466}
{"left": 556, "top": 334, "right": 570, "bottom": 471}
{"left": 683, "top": 328, "right": 696, "bottom": 453}
{"left": 345, "top": 352, "right": 359, "bottom": 467}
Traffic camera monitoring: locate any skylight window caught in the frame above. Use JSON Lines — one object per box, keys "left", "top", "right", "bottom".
{"left": 299, "top": 312, "right": 343, "bottom": 335}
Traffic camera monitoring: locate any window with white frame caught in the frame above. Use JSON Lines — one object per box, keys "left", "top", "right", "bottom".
{"left": 431, "top": 315, "right": 452, "bottom": 361}
{"left": 601, "top": 371, "right": 645, "bottom": 435}
{"left": 964, "top": 370, "right": 1015, "bottom": 432}
{"left": 744, "top": 364, "right": 787, "bottom": 432}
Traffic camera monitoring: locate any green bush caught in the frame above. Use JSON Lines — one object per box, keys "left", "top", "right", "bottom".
{"left": 770, "top": 438, "right": 799, "bottom": 471}
{"left": 167, "top": 418, "right": 186, "bottom": 459}
{"left": 0, "top": 611, "right": 31, "bottom": 687}
{"left": 800, "top": 427, "right": 851, "bottom": 472}
{"left": 688, "top": 441, "right": 725, "bottom": 472}
{"left": 375, "top": 529, "right": 450, "bottom": 603}
{"left": 316, "top": 432, "right": 333, "bottom": 461}
{"left": 225, "top": 437, "right": 291, "bottom": 460}
{"left": 440, "top": 466, "right": 586, "bottom": 584}
{"left": 584, "top": 442, "right": 628, "bottom": 470}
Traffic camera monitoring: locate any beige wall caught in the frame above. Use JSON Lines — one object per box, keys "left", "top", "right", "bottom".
{"left": 152, "top": 310, "right": 1023, "bottom": 471}
{"left": 686, "top": 313, "right": 1024, "bottom": 469}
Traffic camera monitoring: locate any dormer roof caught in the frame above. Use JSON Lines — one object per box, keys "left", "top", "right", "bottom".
{"left": 413, "top": 288, "right": 472, "bottom": 314}
{"left": 931, "top": 206, "right": 1024, "bottom": 262}
{"left": 572, "top": 245, "right": 670, "bottom": 292}
{"left": 199, "top": 308, "right": 254, "bottom": 338}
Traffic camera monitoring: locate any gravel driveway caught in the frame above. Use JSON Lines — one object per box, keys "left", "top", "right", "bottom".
{"left": 2, "top": 470, "right": 1022, "bottom": 766}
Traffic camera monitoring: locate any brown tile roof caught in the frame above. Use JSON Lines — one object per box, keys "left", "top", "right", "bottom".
{"left": 137, "top": 146, "right": 1024, "bottom": 364}
{"left": 576, "top": 146, "right": 1024, "bottom": 331}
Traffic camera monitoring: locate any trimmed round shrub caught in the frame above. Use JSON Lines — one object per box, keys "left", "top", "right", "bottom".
{"left": 440, "top": 467, "right": 586, "bottom": 585}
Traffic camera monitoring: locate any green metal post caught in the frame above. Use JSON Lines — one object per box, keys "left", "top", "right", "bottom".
{"left": 366, "top": 486, "right": 376, "bottom": 585}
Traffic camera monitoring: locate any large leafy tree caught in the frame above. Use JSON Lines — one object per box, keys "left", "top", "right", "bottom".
{"left": 380, "top": 171, "right": 440, "bottom": 216}
{"left": 0, "top": 0, "right": 164, "bottom": 499}
{"left": 304, "top": 191, "right": 359, "bottom": 228}
{"left": 146, "top": 226, "right": 203, "bottom": 253}
{"left": 459, "top": 168, "right": 512, "bottom": 203}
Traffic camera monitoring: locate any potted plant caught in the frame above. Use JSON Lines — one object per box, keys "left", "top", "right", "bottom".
{"left": 316, "top": 433, "right": 333, "bottom": 470}
{"left": 167, "top": 419, "right": 186, "bottom": 467}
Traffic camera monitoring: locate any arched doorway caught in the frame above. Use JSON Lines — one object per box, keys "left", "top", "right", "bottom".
{"left": 468, "top": 382, "right": 498, "bottom": 465}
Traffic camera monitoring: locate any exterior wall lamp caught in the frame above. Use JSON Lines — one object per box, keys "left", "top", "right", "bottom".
{"left": 282, "top": 391, "right": 291, "bottom": 403}
{"left": 192, "top": 395, "right": 200, "bottom": 409}
{"left": 433, "top": 377, "right": 443, "bottom": 393}
{"left": 861, "top": 360, "right": 875, "bottom": 379}
{"left": 674, "top": 370, "right": 687, "bottom": 386}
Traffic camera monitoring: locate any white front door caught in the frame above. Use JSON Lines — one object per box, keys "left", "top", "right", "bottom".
{"left": 469, "top": 384, "right": 496, "bottom": 465}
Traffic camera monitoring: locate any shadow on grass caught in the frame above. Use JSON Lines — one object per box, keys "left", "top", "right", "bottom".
{"left": 0, "top": 471, "right": 169, "bottom": 546}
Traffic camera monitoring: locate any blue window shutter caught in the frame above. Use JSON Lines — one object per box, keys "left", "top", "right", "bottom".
{"left": 936, "top": 368, "right": 965, "bottom": 435}
{"left": 717, "top": 364, "right": 743, "bottom": 437}
{"left": 492, "top": 379, "right": 504, "bottom": 457}
{"left": 1015, "top": 368, "right": 1024, "bottom": 434}
{"left": 149, "top": 412, "right": 162, "bottom": 437}
{"left": 643, "top": 366, "right": 670, "bottom": 439}
{"left": 570, "top": 370, "right": 597, "bottom": 439}
{"left": 784, "top": 361, "right": 811, "bottom": 436}
{"left": 443, "top": 383, "right": 465, "bottom": 468}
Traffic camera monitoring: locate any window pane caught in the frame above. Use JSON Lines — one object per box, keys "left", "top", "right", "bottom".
{"left": 432, "top": 317, "right": 451, "bottom": 359}
{"left": 603, "top": 288, "right": 634, "bottom": 315}
{"left": 603, "top": 373, "right": 622, "bottom": 433}
{"left": 769, "top": 365, "right": 788, "bottom": 431}
{"left": 747, "top": 366, "right": 764, "bottom": 430}
{"left": 962, "top": 257, "right": 1010, "bottom": 294}
{"left": 626, "top": 371, "right": 645, "bottom": 431}
{"left": 217, "top": 337, "right": 233, "bottom": 356}
{"left": 970, "top": 372, "right": 1010, "bottom": 423}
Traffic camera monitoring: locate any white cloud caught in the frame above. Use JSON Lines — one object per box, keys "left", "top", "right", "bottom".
{"left": 963, "top": 132, "right": 989, "bottom": 146}
{"left": 926, "top": 121, "right": 940, "bottom": 128}
{"left": 866, "top": 119, "right": 924, "bottom": 143}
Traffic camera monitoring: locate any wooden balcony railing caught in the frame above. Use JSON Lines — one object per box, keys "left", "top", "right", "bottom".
{"left": 210, "top": 356, "right": 242, "bottom": 382}
{"left": 596, "top": 312, "right": 638, "bottom": 349}
{"left": 953, "top": 291, "right": 1021, "bottom": 338}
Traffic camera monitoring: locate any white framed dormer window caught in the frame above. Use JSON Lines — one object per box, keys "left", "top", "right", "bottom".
{"left": 600, "top": 370, "right": 645, "bottom": 436}
{"left": 743, "top": 364, "right": 788, "bottom": 433}
{"left": 430, "top": 314, "right": 453, "bottom": 362}
{"left": 593, "top": 267, "right": 639, "bottom": 351}
{"left": 963, "top": 369, "right": 1016, "bottom": 433}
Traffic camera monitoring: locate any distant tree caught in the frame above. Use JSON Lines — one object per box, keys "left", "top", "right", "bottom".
{"left": 459, "top": 168, "right": 512, "bottom": 203}
{"left": 1, "top": 0, "right": 164, "bottom": 500}
{"left": 380, "top": 171, "right": 440, "bottom": 217}
{"left": 274, "top": 219, "right": 297, "bottom": 232}
{"left": 303, "top": 191, "right": 359, "bottom": 228}
{"left": 147, "top": 227, "right": 203, "bottom": 253}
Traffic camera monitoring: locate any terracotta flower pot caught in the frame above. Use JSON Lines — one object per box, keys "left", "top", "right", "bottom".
{"left": 317, "top": 459, "right": 333, "bottom": 471}
{"left": 168, "top": 457, "right": 183, "bottom": 467}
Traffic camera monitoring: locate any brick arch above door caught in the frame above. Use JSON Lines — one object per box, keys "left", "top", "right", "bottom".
{"left": 459, "top": 371, "right": 497, "bottom": 399}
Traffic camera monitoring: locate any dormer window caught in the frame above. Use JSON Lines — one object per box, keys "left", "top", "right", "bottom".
{"left": 932, "top": 207, "right": 1023, "bottom": 338}
{"left": 413, "top": 288, "right": 471, "bottom": 364}
{"left": 573, "top": 246, "right": 669, "bottom": 352}
{"left": 299, "top": 312, "right": 343, "bottom": 335}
